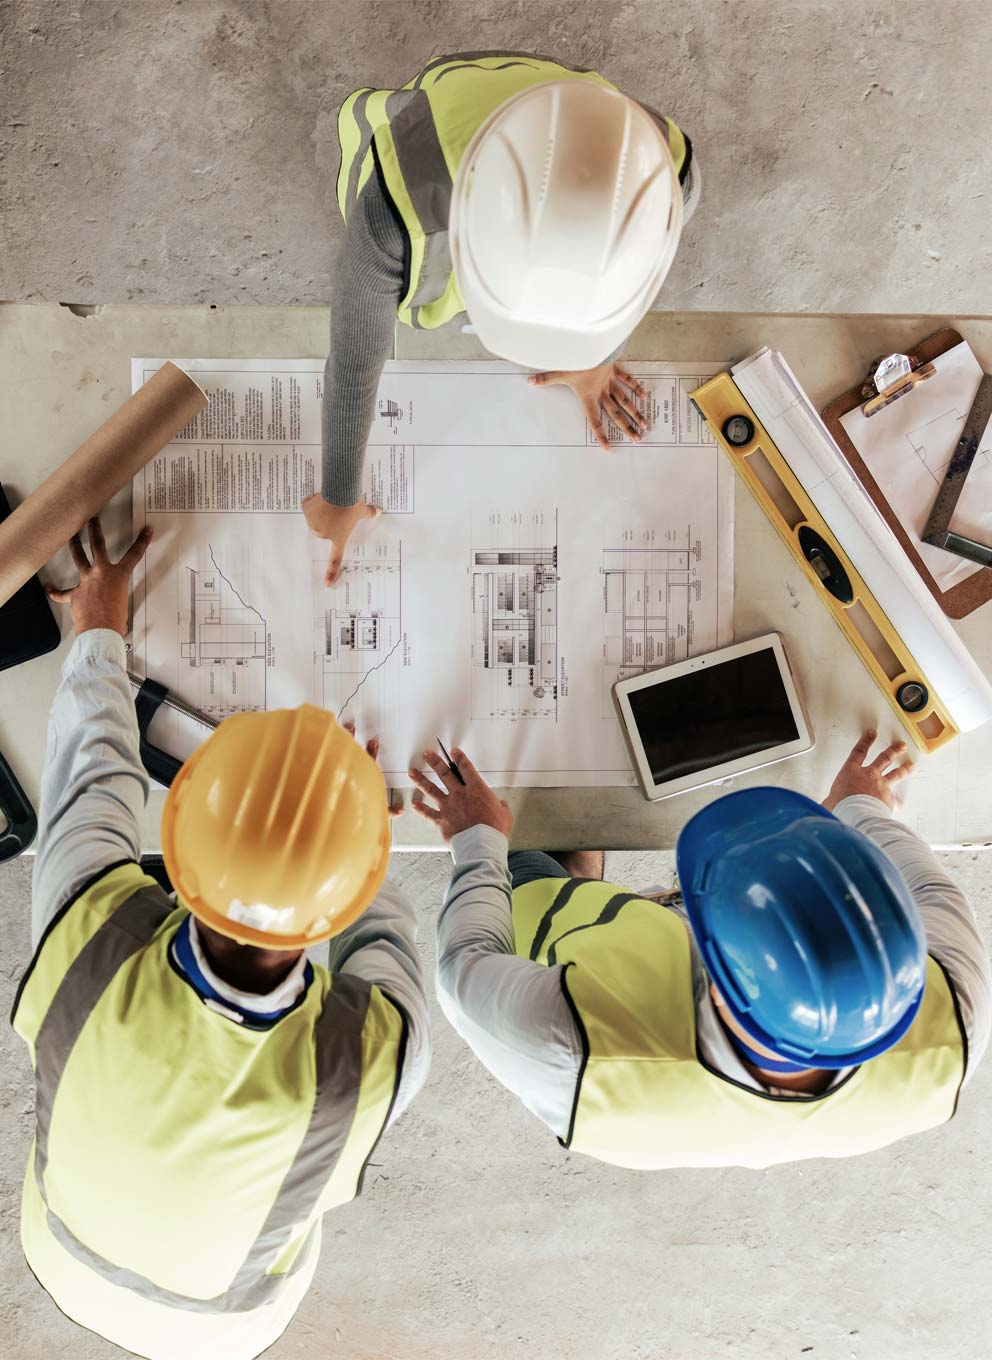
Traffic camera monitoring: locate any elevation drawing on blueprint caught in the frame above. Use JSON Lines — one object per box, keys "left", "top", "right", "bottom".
{"left": 132, "top": 358, "right": 734, "bottom": 787}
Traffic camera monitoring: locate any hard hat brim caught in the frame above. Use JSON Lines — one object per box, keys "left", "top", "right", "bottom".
{"left": 464, "top": 305, "right": 632, "bottom": 374}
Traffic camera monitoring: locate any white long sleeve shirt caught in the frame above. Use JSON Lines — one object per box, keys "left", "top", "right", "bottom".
{"left": 30, "top": 629, "right": 431, "bottom": 1124}
{"left": 436, "top": 811, "right": 991, "bottom": 1141}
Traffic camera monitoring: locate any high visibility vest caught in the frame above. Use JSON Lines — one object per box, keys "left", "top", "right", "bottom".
{"left": 336, "top": 51, "right": 691, "bottom": 330}
{"left": 512, "top": 877, "right": 967, "bottom": 1170}
{"left": 11, "top": 862, "right": 406, "bottom": 1360}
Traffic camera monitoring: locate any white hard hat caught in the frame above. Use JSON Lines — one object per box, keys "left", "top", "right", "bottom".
{"left": 450, "top": 81, "right": 683, "bottom": 371}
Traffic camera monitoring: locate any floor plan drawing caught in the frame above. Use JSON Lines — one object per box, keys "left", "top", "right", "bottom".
{"left": 601, "top": 541, "right": 694, "bottom": 715}
{"left": 313, "top": 542, "right": 403, "bottom": 720}
{"left": 134, "top": 357, "right": 734, "bottom": 786}
{"left": 471, "top": 514, "right": 559, "bottom": 721}
{"left": 179, "top": 546, "right": 270, "bottom": 718}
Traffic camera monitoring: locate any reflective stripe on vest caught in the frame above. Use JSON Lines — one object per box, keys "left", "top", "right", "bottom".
{"left": 335, "top": 52, "right": 690, "bottom": 331}
{"left": 512, "top": 877, "right": 967, "bottom": 1170}
{"left": 13, "top": 863, "right": 404, "bottom": 1324}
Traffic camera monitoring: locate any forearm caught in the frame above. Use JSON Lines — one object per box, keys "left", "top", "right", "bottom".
{"left": 835, "top": 795, "right": 992, "bottom": 1078}
{"left": 436, "top": 825, "right": 584, "bottom": 1138}
{"left": 322, "top": 179, "right": 406, "bottom": 506}
{"left": 328, "top": 877, "right": 431, "bottom": 1123}
{"left": 31, "top": 630, "right": 148, "bottom": 947}
{"left": 436, "top": 826, "right": 516, "bottom": 992}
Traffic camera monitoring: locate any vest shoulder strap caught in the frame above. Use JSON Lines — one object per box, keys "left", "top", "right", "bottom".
{"left": 12, "top": 863, "right": 173, "bottom": 1050}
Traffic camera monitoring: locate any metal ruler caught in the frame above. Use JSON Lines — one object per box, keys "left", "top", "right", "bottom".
{"left": 921, "top": 371, "right": 992, "bottom": 569}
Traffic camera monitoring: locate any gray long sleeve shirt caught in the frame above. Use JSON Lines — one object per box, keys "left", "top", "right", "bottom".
{"left": 436, "top": 813, "right": 991, "bottom": 1141}
{"left": 30, "top": 629, "right": 431, "bottom": 1125}
{"left": 322, "top": 156, "right": 702, "bottom": 507}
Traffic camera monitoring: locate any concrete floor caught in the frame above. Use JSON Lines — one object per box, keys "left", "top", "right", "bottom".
{"left": 2, "top": 848, "right": 992, "bottom": 1360}
{"left": 2, "top": 0, "right": 991, "bottom": 313}
{"left": 5, "top": 2, "right": 992, "bottom": 1357}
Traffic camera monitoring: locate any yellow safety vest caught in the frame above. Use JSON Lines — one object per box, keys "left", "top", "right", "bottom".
{"left": 11, "top": 862, "right": 406, "bottom": 1360}
{"left": 336, "top": 51, "right": 690, "bottom": 330}
{"left": 512, "top": 877, "right": 967, "bottom": 1170}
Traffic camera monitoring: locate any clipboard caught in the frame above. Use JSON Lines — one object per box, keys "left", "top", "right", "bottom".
{"left": 821, "top": 328, "right": 992, "bottom": 620}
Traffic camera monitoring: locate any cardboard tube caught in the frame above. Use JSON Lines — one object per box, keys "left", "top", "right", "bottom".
{"left": 0, "top": 361, "right": 208, "bottom": 608}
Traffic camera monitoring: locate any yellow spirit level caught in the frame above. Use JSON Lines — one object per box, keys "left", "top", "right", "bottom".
{"left": 692, "top": 371, "right": 961, "bottom": 753}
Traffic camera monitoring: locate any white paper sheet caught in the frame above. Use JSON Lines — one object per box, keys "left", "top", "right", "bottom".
{"left": 131, "top": 358, "right": 734, "bottom": 787}
{"left": 839, "top": 341, "right": 992, "bottom": 589}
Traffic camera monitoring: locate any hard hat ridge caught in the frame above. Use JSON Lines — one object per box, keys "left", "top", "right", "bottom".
{"left": 161, "top": 705, "right": 391, "bottom": 950}
{"left": 677, "top": 788, "right": 927, "bottom": 1067}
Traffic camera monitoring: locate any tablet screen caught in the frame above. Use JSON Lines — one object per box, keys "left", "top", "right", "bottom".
{"left": 627, "top": 646, "right": 800, "bottom": 784}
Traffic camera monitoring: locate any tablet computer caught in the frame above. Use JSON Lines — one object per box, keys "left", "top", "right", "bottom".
{"left": 612, "top": 632, "right": 814, "bottom": 801}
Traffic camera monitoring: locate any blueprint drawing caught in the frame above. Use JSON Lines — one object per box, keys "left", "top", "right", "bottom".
{"left": 132, "top": 358, "right": 734, "bottom": 787}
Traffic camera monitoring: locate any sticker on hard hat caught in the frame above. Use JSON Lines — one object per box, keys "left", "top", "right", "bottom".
{"left": 227, "top": 899, "right": 298, "bottom": 935}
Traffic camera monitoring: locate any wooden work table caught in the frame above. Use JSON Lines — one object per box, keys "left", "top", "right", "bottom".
{"left": 2, "top": 304, "right": 991, "bottom": 851}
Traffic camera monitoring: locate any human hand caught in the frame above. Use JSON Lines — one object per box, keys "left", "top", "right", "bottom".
{"left": 341, "top": 721, "right": 402, "bottom": 817}
{"left": 302, "top": 494, "right": 382, "bottom": 587}
{"left": 46, "top": 516, "right": 153, "bottom": 638}
{"left": 822, "top": 730, "right": 916, "bottom": 814}
{"left": 408, "top": 747, "right": 514, "bottom": 842}
{"left": 528, "top": 362, "right": 649, "bottom": 452}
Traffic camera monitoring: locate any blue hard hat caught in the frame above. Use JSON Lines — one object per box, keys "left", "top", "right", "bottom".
{"left": 676, "top": 787, "right": 927, "bottom": 1068}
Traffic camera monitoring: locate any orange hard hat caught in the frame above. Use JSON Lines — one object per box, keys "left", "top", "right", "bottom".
{"left": 161, "top": 705, "right": 390, "bottom": 949}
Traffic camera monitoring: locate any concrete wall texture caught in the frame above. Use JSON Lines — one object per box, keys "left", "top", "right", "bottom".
{"left": 3, "top": 0, "right": 992, "bottom": 313}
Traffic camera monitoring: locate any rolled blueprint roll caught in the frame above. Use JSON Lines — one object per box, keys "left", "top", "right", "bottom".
{"left": 0, "top": 361, "right": 207, "bottom": 608}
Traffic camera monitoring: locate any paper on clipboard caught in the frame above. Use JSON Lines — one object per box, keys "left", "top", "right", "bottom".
{"left": 839, "top": 341, "right": 992, "bottom": 588}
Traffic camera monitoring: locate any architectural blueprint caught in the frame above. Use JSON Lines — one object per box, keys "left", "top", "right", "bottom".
{"left": 181, "top": 546, "right": 269, "bottom": 719}
{"left": 132, "top": 358, "right": 734, "bottom": 787}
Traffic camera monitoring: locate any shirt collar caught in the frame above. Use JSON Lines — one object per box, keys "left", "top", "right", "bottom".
{"left": 171, "top": 917, "right": 312, "bottom": 1028}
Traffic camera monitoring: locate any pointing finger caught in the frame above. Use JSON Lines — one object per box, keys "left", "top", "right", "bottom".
{"left": 325, "top": 544, "right": 342, "bottom": 587}
{"left": 528, "top": 371, "right": 564, "bottom": 388}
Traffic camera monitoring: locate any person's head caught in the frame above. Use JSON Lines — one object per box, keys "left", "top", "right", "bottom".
{"left": 676, "top": 788, "right": 927, "bottom": 1071}
{"left": 161, "top": 706, "right": 390, "bottom": 984}
{"left": 449, "top": 81, "right": 683, "bottom": 370}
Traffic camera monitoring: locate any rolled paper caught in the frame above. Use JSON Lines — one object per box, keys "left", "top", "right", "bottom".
{"left": 0, "top": 362, "right": 207, "bottom": 608}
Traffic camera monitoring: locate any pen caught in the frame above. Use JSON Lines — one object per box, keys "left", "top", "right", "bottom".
{"left": 436, "top": 737, "right": 466, "bottom": 785}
